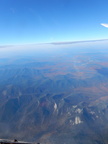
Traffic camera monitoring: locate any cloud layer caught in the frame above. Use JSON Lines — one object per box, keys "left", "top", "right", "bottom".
{"left": 101, "top": 23, "right": 108, "bottom": 28}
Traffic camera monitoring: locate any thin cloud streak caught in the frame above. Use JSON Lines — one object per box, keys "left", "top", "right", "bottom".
{"left": 101, "top": 23, "right": 108, "bottom": 28}
{"left": 0, "top": 39, "right": 108, "bottom": 48}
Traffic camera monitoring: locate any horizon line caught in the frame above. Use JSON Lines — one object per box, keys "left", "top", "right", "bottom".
{"left": 0, "top": 38, "right": 108, "bottom": 46}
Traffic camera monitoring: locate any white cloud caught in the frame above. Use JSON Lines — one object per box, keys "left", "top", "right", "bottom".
{"left": 101, "top": 23, "right": 108, "bottom": 28}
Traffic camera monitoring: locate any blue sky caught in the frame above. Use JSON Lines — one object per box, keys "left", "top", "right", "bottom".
{"left": 0, "top": 0, "right": 108, "bottom": 45}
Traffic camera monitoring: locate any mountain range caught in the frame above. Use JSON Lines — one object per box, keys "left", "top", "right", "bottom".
{"left": 0, "top": 41, "right": 108, "bottom": 144}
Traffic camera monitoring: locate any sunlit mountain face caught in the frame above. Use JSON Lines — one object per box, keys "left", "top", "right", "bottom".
{"left": 0, "top": 40, "right": 108, "bottom": 144}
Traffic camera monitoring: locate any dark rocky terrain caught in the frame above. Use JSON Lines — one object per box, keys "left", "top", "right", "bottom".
{"left": 0, "top": 41, "right": 108, "bottom": 144}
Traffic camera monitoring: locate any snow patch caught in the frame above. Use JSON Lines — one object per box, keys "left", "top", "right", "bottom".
{"left": 75, "top": 108, "right": 82, "bottom": 113}
{"left": 90, "top": 111, "right": 95, "bottom": 115}
{"left": 75, "top": 117, "right": 83, "bottom": 125}
{"left": 73, "top": 105, "right": 77, "bottom": 108}
{"left": 68, "top": 112, "right": 71, "bottom": 116}
{"left": 54, "top": 103, "right": 57, "bottom": 111}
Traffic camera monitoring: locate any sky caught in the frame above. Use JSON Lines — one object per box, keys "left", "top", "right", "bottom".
{"left": 0, "top": 0, "right": 108, "bottom": 45}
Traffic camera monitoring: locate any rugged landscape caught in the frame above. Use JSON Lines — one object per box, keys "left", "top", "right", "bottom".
{"left": 0, "top": 41, "right": 108, "bottom": 144}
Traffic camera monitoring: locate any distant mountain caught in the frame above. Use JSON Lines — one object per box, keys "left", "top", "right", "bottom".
{"left": 0, "top": 41, "right": 108, "bottom": 144}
